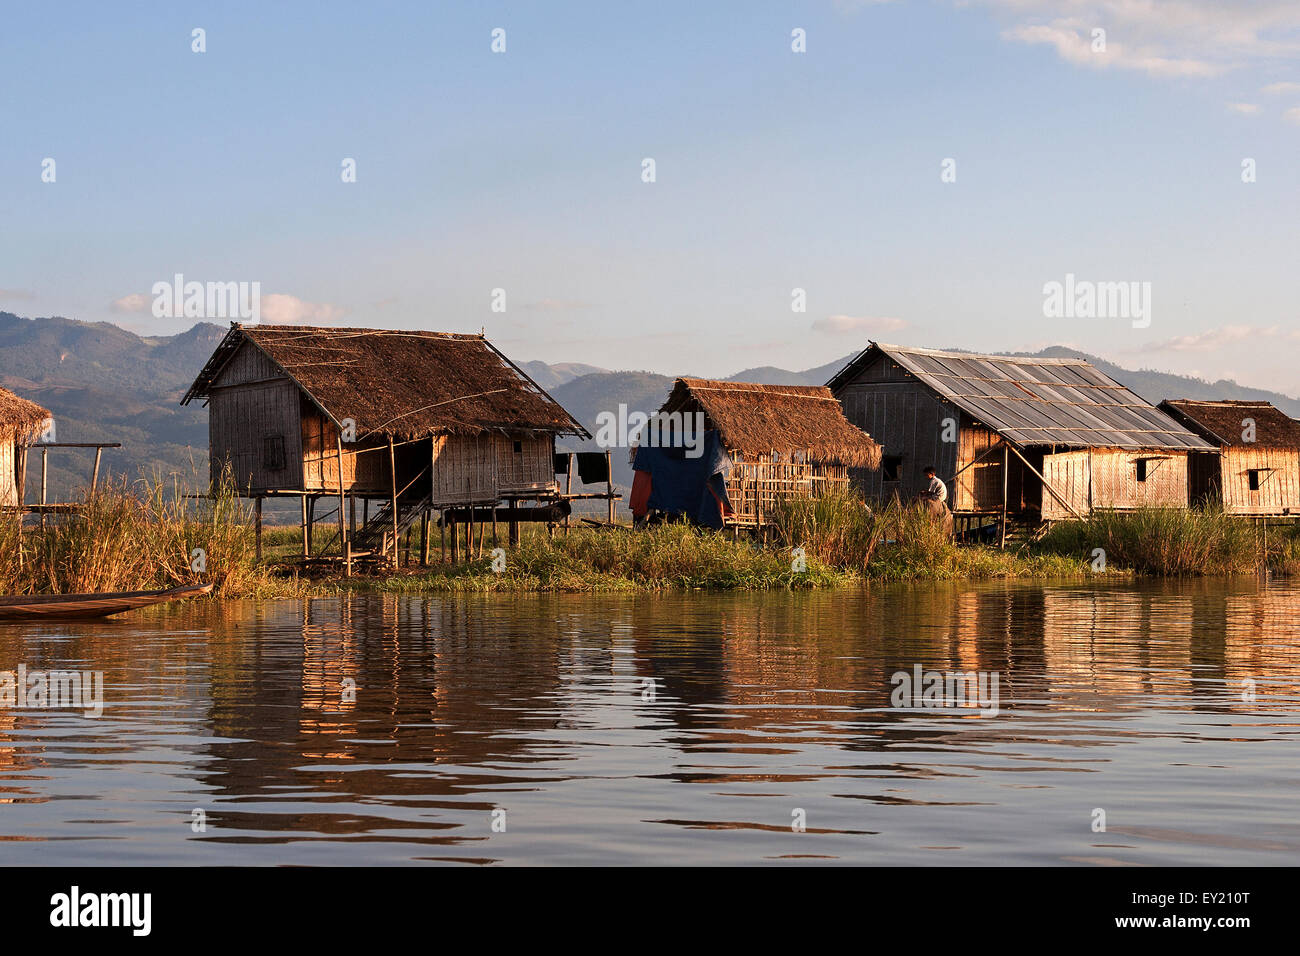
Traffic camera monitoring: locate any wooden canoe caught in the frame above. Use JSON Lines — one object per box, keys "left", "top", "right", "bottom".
{"left": 0, "top": 583, "right": 213, "bottom": 621}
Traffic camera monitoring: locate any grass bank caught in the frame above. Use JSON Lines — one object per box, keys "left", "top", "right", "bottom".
{"left": 0, "top": 475, "right": 303, "bottom": 599}
{"left": 1038, "top": 505, "right": 1297, "bottom": 576}
{"left": 3, "top": 484, "right": 1291, "bottom": 598}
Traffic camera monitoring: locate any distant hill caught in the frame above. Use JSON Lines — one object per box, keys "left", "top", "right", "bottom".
{"left": 518, "top": 360, "right": 607, "bottom": 390}
{"left": 1, "top": 313, "right": 1296, "bottom": 511}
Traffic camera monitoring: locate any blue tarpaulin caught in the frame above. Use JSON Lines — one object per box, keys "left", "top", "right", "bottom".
{"left": 631, "top": 430, "right": 733, "bottom": 529}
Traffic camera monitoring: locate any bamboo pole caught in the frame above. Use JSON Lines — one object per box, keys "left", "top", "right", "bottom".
{"left": 255, "top": 496, "right": 263, "bottom": 562}
{"left": 564, "top": 452, "right": 573, "bottom": 535}
{"left": 90, "top": 446, "right": 103, "bottom": 495}
{"left": 421, "top": 509, "right": 430, "bottom": 566}
{"left": 389, "top": 436, "right": 398, "bottom": 566}
{"left": 301, "top": 494, "right": 309, "bottom": 558}
{"left": 1000, "top": 444, "right": 1008, "bottom": 549}
{"left": 336, "top": 436, "right": 350, "bottom": 576}
{"left": 606, "top": 450, "right": 615, "bottom": 525}
{"left": 39, "top": 446, "right": 47, "bottom": 531}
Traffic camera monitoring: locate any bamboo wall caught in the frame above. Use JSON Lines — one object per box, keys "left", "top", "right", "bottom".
{"left": 1217, "top": 447, "right": 1300, "bottom": 515}
{"left": 1040, "top": 448, "right": 1190, "bottom": 519}
{"left": 726, "top": 456, "right": 850, "bottom": 527}
{"left": 490, "top": 435, "right": 555, "bottom": 494}
{"left": 0, "top": 439, "right": 16, "bottom": 507}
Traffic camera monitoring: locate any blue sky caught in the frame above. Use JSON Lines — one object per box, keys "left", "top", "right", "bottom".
{"left": 2, "top": 1, "right": 1298, "bottom": 393}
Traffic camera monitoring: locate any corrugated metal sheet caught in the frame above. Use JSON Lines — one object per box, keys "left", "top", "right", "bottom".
{"left": 830, "top": 344, "right": 1214, "bottom": 450}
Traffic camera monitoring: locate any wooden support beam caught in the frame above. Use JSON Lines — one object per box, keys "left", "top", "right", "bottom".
{"left": 1000, "top": 445, "right": 1008, "bottom": 550}
{"left": 564, "top": 452, "right": 574, "bottom": 535}
{"left": 301, "top": 494, "right": 309, "bottom": 559}
{"left": 1006, "top": 442, "right": 1086, "bottom": 521}
{"left": 606, "top": 450, "right": 615, "bottom": 525}
{"left": 336, "top": 436, "right": 350, "bottom": 577}
{"left": 255, "top": 497, "right": 263, "bottom": 562}
{"left": 90, "top": 446, "right": 103, "bottom": 495}
{"left": 389, "top": 437, "right": 398, "bottom": 567}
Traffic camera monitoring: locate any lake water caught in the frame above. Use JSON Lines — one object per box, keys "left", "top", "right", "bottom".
{"left": 2, "top": 579, "right": 1298, "bottom": 865}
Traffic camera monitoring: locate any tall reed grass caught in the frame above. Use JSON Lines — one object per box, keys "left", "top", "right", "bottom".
{"left": 1038, "top": 506, "right": 1262, "bottom": 575}
{"left": 0, "top": 470, "right": 278, "bottom": 597}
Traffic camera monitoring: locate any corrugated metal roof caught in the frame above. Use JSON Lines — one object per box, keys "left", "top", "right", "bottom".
{"left": 829, "top": 343, "right": 1214, "bottom": 451}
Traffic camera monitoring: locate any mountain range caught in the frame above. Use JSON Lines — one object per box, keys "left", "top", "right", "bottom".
{"left": 2, "top": 312, "right": 1296, "bottom": 508}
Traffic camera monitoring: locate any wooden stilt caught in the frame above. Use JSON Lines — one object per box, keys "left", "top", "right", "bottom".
{"left": 389, "top": 436, "right": 398, "bottom": 567}
{"left": 606, "top": 450, "right": 615, "bottom": 525}
{"left": 255, "top": 496, "right": 263, "bottom": 562}
{"left": 336, "top": 435, "right": 350, "bottom": 576}
{"left": 39, "top": 445, "right": 47, "bottom": 532}
{"left": 421, "top": 509, "right": 430, "bottom": 566}
{"left": 564, "top": 452, "right": 574, "bottom": 535}
{"left": 90, "top": 446, "right": 103, "bottom": 495}
{"left": 301, "top": 494, "right": 309, "bottom": 559}
{"left": 1000, "top": 444, "right": 1009, "bottom": 549}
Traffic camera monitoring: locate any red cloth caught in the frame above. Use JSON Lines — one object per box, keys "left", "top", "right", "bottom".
{"left": 630, "top": 469, "right": 653, "bottom": 517}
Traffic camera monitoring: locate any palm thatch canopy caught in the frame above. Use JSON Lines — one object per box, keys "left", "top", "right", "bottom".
{"left": 1159, "top": 399, "right": 1300, "bottom": 448}
{"left": 0, "top": 385, "right": 51, "bottom": 444}
{"left": 660, "top": 378, "right": 882, "bottom": 468}
{"left": 182, "top": 324, "right": 588, "bottom": 440}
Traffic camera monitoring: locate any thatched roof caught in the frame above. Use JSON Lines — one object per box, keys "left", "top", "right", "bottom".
{"left": 1159, "top": 400, "right": 1300, "bottom": 449}
{"left": 661, "top": 378, "right": 882, "bottom": 468}
{"left": 829, "top": 343, "right": 1214, "bottom": 451}
{"left": 0, "top": 385, "right": 51, "bottom": 444}
{"left": 183, "top": 325, "right": 588, "bottom": 440}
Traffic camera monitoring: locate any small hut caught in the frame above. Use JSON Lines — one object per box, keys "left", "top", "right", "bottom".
{"left": 634, "top": 378, "right": 881, "bottom": 527}
{"left": 1158, "top": 400, "right": 1300, "bottom": 515}
{"left": 182, "top": 324, "right": 589, "bottom": 568}
{"left": 828, "top": 343, "right": 1213, "bottom": 527}
{"left": 0, "top": 386, "right": 51, "bottom": 507}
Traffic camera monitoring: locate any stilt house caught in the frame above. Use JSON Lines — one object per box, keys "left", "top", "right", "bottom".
{"left": 827, "top": 343, "right": 1213, "bottom": 522}
{"left": 1158, "top": 400, "right": 1300, "bottom": 515}
{"left": 182, "top": 324, "right": 589, "bottom": 566}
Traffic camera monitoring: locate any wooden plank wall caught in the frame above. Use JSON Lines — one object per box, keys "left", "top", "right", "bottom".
{"left": 209, "top": 380, "right": 304, "bottom": 492}
{"left": 1042, "top": 449, "right": 1190, "bottom": 519}
{"left": 1220, "top": 447, "right": 1300, "bottom": 514}
{"left": 834, "top": 354, "right": 959, "bottom": 503}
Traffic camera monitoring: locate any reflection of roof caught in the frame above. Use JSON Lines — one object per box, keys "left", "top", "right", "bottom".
{"left": 0, "top": 386, "right": 51, "bottom": 443}
{"left": 829, "top": 343, "right": 1213, "bottom": 451}
{"left": 182, "top": 325, "right": 588, "bottom": 439}
{"left": 1159, "top": 400, "right": 1300, "bottom": 449}
{"left": 661, "top": 378, "right": 882, "bottom": 467}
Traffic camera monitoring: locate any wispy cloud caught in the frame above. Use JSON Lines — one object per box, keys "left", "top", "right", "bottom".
{"left": 1261, "top": 80, "right": 1300, "bottom": 94}
{"left": 811, "top": 314, "right": 907, "bottom": 334}
{"left": 1227, "top": 102, "right": 1261, "bottom": 114}
{"left": 0, "top": 288, "right": 35, "bottom": 301}
{"left": 110, "top": 292, "right": 152, "bottom": 313}
{"left": 983, "top": 1, "right": 1300, "bottom": 86}
{"left": 1137, "top": 324, "right": 1300, "bottom": 353}
{"left": 260, "top": 294, "right": 344, "bottom": 325}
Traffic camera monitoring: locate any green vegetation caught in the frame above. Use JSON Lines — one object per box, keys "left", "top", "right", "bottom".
{"left": 3, "top": 478, "right": 1294, "bottom": 599}
{"left": 1039, "top": 505, "right": 1295, "bottom": 576}
{"left": 0, "top": 473, "right": 303, "bottom": 598}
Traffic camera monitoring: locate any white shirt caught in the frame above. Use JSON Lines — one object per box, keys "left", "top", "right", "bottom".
{"left": 926, "top": 475, "right": 948, "bottom": 503}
